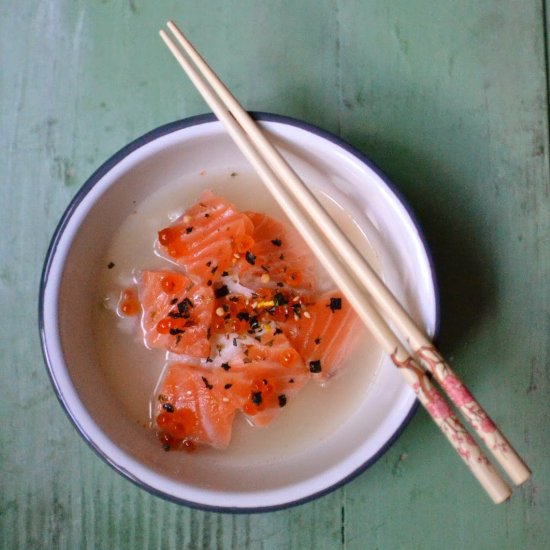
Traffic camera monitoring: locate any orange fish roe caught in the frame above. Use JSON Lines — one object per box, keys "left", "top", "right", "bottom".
{"left": 118, "top": 288, "right": 140, "bottom": 316}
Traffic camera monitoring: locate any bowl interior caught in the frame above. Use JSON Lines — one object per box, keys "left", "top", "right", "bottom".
{"left": 41, "top": 115, "right": 436, "bottom": 510}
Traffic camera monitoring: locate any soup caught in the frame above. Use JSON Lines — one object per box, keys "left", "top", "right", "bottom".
{"left": 93, "top": 169, "right": 383, "bottom": 465}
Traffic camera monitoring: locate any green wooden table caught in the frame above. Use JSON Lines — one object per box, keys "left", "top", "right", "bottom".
{"left": 1, "top": 1, "right": 548, "bottom": 548}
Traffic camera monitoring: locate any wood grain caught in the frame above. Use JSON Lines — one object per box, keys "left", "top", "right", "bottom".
{"left": 1, "top": 1, "right": 548, "bottom": 548}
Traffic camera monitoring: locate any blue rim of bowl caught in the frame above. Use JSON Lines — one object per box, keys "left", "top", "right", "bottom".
{"left": 39, "top": 112, "right": 439, "bottom": 514}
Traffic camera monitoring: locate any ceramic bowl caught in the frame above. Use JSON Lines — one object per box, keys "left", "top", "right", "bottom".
{"left": 40, "top": 113, "right": 437, "bottom": 511}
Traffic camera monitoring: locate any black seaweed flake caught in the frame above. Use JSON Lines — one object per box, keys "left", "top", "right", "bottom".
{"left": 214, "top": 284, "right": 230, "bottom": 298}
{"left": 329, "top": 297, "right": 342, "bottom": 312}
{"left": 245, "top": 250, "right": 256, "bottom": 265}
{"left": 273, "top": 292, "right": 287, "bottom": 306}
{"left": 162, "top": 403, "right": 174, "bottom": 413}
{"left": 207, "top": 280, "right": 213, "bottom": 286}
{"left": 107, "top": 261, "right": 115, "bottom": 269}
{"left": 232, "top": 337, "right": 238, "bottom": 347}
{"left": 175, "top": 334, "right": 182, "bottom": 345}
{"left": 278, "top": 394, "right": 287, "bottom": 407}
{"left": 206, "top": 357, "right": 214, "bottom": 363}
{"left": 274, "top": 327, "right": 283, "bottom": 335}
{"left": 251, "top": 391, "right": 262, "bottom": 405}
{"left": 179, "top": 297, "right": 193, "bottom": 313}
{"left": 271, "top": 238, "right": 282, "bottom": 247}
{"left": 221, "top": 362, "right": 231, "bottom": 371}
{"left": 170, "top": 297, "right": 178, "bottom": 305}
{"left": 206, "top": 261, "right": 212, "bottom": 267}
{"left": 221, "top": 271, "right": 229, "bottom": 277}
{"left": 260, "top": 265, "right": 270, "bottom": 272}
{"left": 309, "top": 360, "right": 322, "bottom": 373}
{"left": 314, "top": 336, "right": 322, "bottom": 345}
{"left": 185, "top": 226, "right": 193, "bottom": 234}
{"left": 224, "top": 383, "right": 233, "bottom": 389}
{"left": 211, "top": 265, "right": 218, "bottom": 275}
{"left": 279, "top": 253, "right": 285, "bottom": 260}
{"left": 276, "top": 282, "right": 284, "bottom": 288}
{"left": 201, "top": 376, "right": 213, "bottom": 390}
{"left": 289, "top": 378, "right": 295, "bottom": 383}
{"left": 292, "top": 303, "right": 301, "bottom": 318}
{"left": 249, "top": 316, "right": 260, "bottom": 331}
{"left": 236, "top": 311, "right": 250, "bottom": 321}
{"left": 169, "top": 328, "right": 184, "bottom": 335}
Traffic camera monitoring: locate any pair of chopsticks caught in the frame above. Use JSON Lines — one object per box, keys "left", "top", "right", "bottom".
{"left": 159, "top": 21, "right": 531, "bottom": 503}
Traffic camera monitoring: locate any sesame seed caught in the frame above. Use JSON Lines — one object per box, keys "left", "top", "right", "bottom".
{"left": 222, "top": 397, "right": 230, "bottom": 402}
{"left": 216, "top": 307, "right": 225, "bottom": 316}
{"left": 261, "top": 273, "right": 270, "bottom": 283}
{"left": 183, "top": 215, "right": 191, "bottom": 223}
{"left": 303, "top": 311, "right": 311, "bottom": 319}
{"left": 233, "top": 253, "right": 240, "bottom": 259}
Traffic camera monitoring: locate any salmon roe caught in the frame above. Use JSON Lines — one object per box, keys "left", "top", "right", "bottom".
{"left": 160, "top": 273, "right": 184, "bottom": 294}
{"left": 156, "top": 408, "right": 196, "bottom": 440}
{"left": 119, "top": 288, "right": 140, "bottom": 316}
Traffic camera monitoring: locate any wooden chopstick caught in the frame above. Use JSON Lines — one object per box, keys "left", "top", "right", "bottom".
{"left": 162, "top": 20, "right": 531, "bottom": 490}
{"left": 159, "top": 21, "right": 528, "bottom": 501}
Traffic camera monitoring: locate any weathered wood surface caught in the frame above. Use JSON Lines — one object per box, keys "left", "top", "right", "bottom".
{"left": 1, "top": 1, "right": 548, "bottom": 548}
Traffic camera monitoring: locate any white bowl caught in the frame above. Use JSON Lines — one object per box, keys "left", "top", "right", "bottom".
{"left": 40, "top": 113, "right": 438, "bottom": 511}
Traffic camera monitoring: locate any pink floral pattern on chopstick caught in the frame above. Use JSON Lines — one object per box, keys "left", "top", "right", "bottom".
{"left": 390, "top": 350, "right": 490, "bottom": 466}
{"left": 415, "top": 346, "right": 507, "bottom": 452}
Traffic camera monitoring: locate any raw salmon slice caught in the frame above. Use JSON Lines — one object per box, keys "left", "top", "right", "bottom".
{"left": 211, "top": 330, "right": 310, "bottom": 427}
{"left": 139, "top": 270, "right": 214, "bottom": 358}
{"left": 154, "top": 331, "right": 309, "bottom": 449}
{"left": 278, "top": 291, "right": 361, "bottom": 381}
{"left": 155, "top": 362, "right": 238, "bottom": 450}
{"left": 237, "top": 212, "right": 316, "bottom": 292}
{"left": 157, "top": 190, "right": 254, "bottom": 283}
